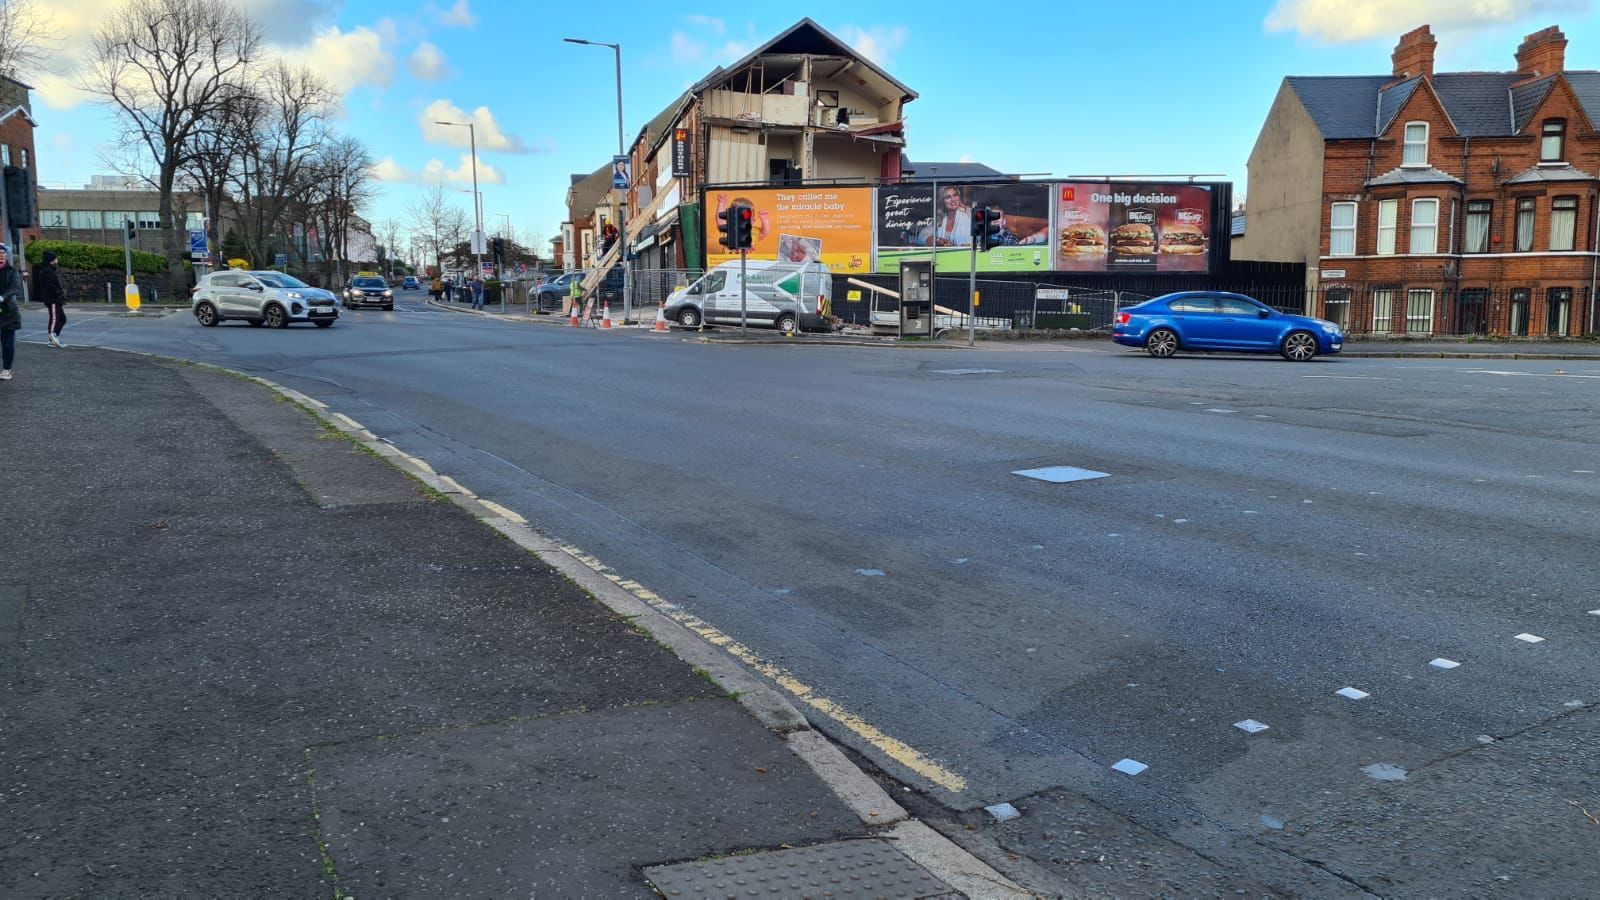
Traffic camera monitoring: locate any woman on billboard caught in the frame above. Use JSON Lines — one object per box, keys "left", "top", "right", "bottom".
{"left": 918, "top": 186, "right": 971, "bottom": 247}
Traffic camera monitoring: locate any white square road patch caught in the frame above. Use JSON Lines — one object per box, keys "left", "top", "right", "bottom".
{"left": 1234, "top": 719, "right": 1270, "bottom": 734}
{"left": 930, "top": 368, "right": 1004, "bottom": 376}
{"left": 1336, "top": 687, "right": 1371, "bottom": 700}
{"left": 1112, "top": 758, "right": 1148, "bottom": 776}
{"left": 1514, "top": 633, "right": 1546, "bottom": 644}
{"left": 1430, "top": 658, "right": 1461, "bottom": 670}
{"left": 1013, "top": 466, "right": 1111, "bottom": 484}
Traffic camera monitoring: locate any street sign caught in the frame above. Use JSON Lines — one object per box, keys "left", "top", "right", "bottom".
{"left": 188, "top": 229, "right": 208, "bottom": 258}
{"left": 274, "top": 253, "right": 288, "bottom": 267}
{"left": 471, "top": 230, "right": 486, "bottom": 255}
{"left": 672, "top": 128, "right": 691, "bottom": 177}
{"left": 480, "top": 261, "right": 494, "bottom": 277}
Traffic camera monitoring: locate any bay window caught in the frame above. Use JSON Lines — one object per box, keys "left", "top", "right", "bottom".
{"left": 1550, "top": 196, "right": 1576, "bottom": 251}
{"left": 1514, "top": 198, "right": 1535, "bottom": 251}
{"left": 1376, "top": 199, "right": 1397, "bottom": 255}
{"left": 1410, "top": 198, "right": 1438, "bottom": 254}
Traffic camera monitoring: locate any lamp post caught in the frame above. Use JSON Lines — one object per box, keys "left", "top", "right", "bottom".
{"left": 435, "top": 119, "right": 483, "bottom": 280}
{"left": 564, "top": 37, "right": 631, "bottom": 323}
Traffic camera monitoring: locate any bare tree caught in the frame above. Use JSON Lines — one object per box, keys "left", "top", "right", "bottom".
{"left": 304, "top": 135, "right": 375, "bottom": 283}
{"left": 374, "top": 217, "right": 403, "bottom": 276}
{"left": 230, "top": 61, "right": 334, "bottom": 269}
{"left": 0, "top": 0, "right": 55, "bottom": 80}
{"left": 407, "top": 182, "right": 467, "bottom": 276}
{"left": 178, "top": 82, "right": 260, "bottom": 259}
{"left": 83, "top": 0, "right": 260, "bottom": 287}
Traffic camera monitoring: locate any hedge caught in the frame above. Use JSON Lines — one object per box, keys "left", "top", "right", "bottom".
{"left": 25, "top": 239, "right": 172, "bottom": 275}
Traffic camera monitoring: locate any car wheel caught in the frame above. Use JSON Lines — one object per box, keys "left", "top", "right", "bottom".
{"left": 247, "top": 318, "right": 264, "bottom": 327}
{"left": 776, "top": 312, "right": 799, "bottom": 334}
{"left": 1281, "top": 331, "right": 1318, "bottom": 362}
{"left": 195, "top": 302, "right": 219, "bottom": 327}
{"left": 1145, "top": 328, "right": 1179, "bottom": 358}
{"left": 678, "top": 306, "right": 702, "bottom": 328}
{"left": 264, "top": 304, "right": 288, "bottom": 329}
{"left": 314, "top": 319, "right": 335, "bottom": 328}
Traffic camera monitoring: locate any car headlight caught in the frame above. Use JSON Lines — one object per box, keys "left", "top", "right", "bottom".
{"left": 1320, "top": 322, "right": 1341, "bottom": 333}
{"left": 285, "top": 291, "right": 304, "bottom": 299}
{"left": 383, "top": 289, "right": 393, "bottom": 297}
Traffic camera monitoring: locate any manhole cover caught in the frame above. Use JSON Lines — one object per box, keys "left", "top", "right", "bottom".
{"left": 644, "top": 839, "right": 957, "bottom": 898}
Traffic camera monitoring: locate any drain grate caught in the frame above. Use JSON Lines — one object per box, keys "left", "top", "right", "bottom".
{"left": 644, "top": 839, "right": 957, "bottom": 899}
{"left": 1013, "top": 466, "right": 1110, "bottom": 484}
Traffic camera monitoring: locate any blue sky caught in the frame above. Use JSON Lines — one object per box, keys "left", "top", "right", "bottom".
{"left": 32, "top": 0, "right": 1598, "bottom": 257}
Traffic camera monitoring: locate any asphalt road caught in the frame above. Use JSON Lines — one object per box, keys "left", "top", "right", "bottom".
{"left": 31, "top": 293, "right": 1600, "bottom": 896}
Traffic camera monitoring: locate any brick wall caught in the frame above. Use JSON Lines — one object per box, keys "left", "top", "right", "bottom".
{"left": 1316, "top": 77, "right": 1598, "bottom": 335}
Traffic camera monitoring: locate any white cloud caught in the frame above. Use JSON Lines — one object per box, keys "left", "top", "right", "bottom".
{"left": 408, "top": 42, "right": 451, "bottom": 80}
{"left": 432, "top": 0, "right": 475, "bottom": 27}
{"left": 279, "top": 26, "right": 394, "bottom": 93}
{"left": 667, "top": 15, "right": 753, "bottom": 65}
{"left": 419, "top": 99, "right": 542, "bottom": 154}
{"left": 370, "top": 153, "right": 502, "bottom": 185}
{"left": 684, "top": 14, "right": 726, "bottom": 35}
{"left": 837, "top": 25, "right": 909, "bottom": 66}
{"left": 1264, "top": 0, "right": 1589, "bottom": 42}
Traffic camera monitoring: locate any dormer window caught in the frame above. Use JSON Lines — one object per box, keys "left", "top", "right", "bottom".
{"left": 1402, "top": 122, "right": 1429, "bottom": 167}
{"left": 1540, "top": 119, "right": 1566, "bottom": 163}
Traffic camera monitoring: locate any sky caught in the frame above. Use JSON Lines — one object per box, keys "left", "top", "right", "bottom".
{"left": 28, "top": 0, "right": 1600, "bottom": 258}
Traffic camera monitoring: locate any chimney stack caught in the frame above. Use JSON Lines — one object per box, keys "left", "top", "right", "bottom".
{"left": 1391, "top": 25, "right": 1437, "bottom": 81}
{"left": 1515, "top": 26, "right": 1566, "bottom": 80}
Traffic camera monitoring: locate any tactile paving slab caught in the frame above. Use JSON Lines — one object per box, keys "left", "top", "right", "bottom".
{"left": 644, "top": 838, "right": 960, "bottom": 898}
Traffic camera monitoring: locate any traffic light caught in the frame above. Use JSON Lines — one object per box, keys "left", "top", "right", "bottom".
{"left": 716, "top": 207, "right": 734, "bottom": 249}
{"left": 124, "top": 219, "right": 137, "bottom": 242}
{"left": 3, "top": 167, "right": 32, "bottom": 228}
{"left": 731, "top": 204, "right": 753, "bottom": 250}
{"left": 971, "top": 205, "right": 1002, "bottom": 252}
{"left": 491, "top": 236, "right": 505, "bottom": 263}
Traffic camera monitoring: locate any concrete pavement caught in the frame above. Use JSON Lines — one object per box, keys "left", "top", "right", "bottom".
{"left": 0, "top": 347, "right": 1016, "bottom": 896}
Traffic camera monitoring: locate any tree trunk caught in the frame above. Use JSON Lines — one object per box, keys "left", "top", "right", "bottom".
{"left": 158, "top": 164, "right": 184, "bottom": 293}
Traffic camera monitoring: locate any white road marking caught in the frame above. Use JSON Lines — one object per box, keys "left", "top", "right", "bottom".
{"left": 855, "top": 568, "right": 885, "bottom": 577}
{"left": 1234, "top": 719, "right": 1270, "bottom": 734}
{"left": 1013, "top": 466, "right": 1110, "bottom": 484}
{"left": 1429, "top": 658, "right": 1461, "bottom": 670}
{"left": 1207, "top": 408, "right": 1238, "bottom": 414}
{"left": 1111, "top": 759, "right": 1148, "bottom": 776}
{"left": 1336, "top": 687, "right": 1370, "bottom": 700}
{"left": 1514, "top": 633, "right": 1546, "bottom": 644}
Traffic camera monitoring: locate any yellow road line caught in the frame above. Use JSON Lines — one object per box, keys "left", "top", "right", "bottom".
{"left": 553, "top": 541, "right": 967, "bottom": 793}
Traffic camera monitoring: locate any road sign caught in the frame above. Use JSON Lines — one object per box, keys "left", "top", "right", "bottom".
{"left": 274, "top": 253, "right": 288, "bottom": 267}
{"left": 481, "top": 261, "right": 494, "bottom": 277}
{"left": 188, "top": 229, "right": 208, "bottom": 258}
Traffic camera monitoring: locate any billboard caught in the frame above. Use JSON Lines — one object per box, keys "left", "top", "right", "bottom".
{"left": 876, "top": 182, "right": 1053, "bottom": 273}
{"left": 1054, "top": 182, "right": 1214, "bottom": 273}
{"left": 704, "top": 186, "right": 874, "bottom": 272}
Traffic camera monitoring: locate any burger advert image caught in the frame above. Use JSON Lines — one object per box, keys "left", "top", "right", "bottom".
{"left": 1054, "top": 183, "right": 1213, "bottom": 272}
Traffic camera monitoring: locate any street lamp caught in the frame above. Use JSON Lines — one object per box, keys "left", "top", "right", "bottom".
{"left": 435, "top": 119, "right": 483, "bottom": 279}
{"left": 564, "top": 36, "right": 632, "bottom": 322}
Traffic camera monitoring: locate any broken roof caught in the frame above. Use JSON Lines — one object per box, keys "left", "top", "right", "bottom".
{"left": 690, "top": 18, "right": 917, "bottom": 105}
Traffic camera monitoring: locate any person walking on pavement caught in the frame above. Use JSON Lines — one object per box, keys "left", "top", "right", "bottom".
{"left": 0, "top": 244, "right": 22, "bottom": 381}
{"left": 430, "top": 274, "right": 443, "bottom": 302}
{"left": 33, "top": 249, "right": 68, "bottom": 347}
{"left": 469, "top": 273, "right": 484, "bottom": 310}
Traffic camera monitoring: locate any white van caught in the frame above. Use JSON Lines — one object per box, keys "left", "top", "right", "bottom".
{"left": 664, "top": 260, "right": 832, "bottom": 332}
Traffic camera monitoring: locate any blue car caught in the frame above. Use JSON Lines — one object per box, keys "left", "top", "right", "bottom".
{"left": 1112, "top": 292, "right": 1343, "bottom": 362}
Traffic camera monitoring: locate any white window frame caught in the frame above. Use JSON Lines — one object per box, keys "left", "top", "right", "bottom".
{"left": 1329, "top": 202, "right": 1357, "bottom": 256}
{"left": 1402, "top": 121, "right": 1429, "bottom": 167}
{"left": 1371, "top": 289, "right": 1394, "bottom": 333}
{"left": 1540, "top": 119, "right": 1566, "bottom": 163}
{"left": 1514, "top": 197, "right": 1535, "bottom": 252}
{"left": 0, "top": 145, "right": 9, "bottom": 166}
{"left": 39, "top": 209, "right": 68, "bottom": 228}
{"left": 1376, "top": 199, "right": 1398, "bottom": 255}
{"left": 1405, "top": 289, "right": 1434, "bottom": 334}
{"left": 1409, "top": 198, "right": 1439, "bottom": 254}
{"left": 1549, "top": 196, "right": 1577, "bottom": 251}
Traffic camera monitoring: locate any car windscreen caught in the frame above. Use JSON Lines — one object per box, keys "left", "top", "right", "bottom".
{"left": 352, "top": 277, "right": 387, "bottom": 288}
{"left": 254, "top": 273, "right": 308, "bottom": 288}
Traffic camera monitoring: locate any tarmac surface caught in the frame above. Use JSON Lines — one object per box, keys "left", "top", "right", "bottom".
{"left": 0, "top": 350, "right": 885, "bottom": 896}
{"left": 13, "top": 293, "right": 1600, "bottom": 897}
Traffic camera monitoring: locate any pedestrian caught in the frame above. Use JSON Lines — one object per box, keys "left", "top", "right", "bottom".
{"left": 33, "top": 249, "right": 67, "bottom": 347}
{"left": 0, "top": 244, "right": 22, "bottom": 381}
{"left": 430, "top": 274, "right": 443, "bottom": 302}
{"left": 470, "top": 274, "right": 484, "bottom": 310}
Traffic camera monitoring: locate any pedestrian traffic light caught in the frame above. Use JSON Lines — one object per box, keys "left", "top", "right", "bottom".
{"left": 971, "top": 206, "right": 1002, "bottom": 252}
{"left": 3, "top": 166, "right": 32, "bottom": 228}
{"left": 491, "top": 236, "right": 505, "bottom": 263}
{"left": 717, "top": 207, "right": 733, "bottom": 249}
{"left": 124, "top": 219, "right": 137, "bottom": 242}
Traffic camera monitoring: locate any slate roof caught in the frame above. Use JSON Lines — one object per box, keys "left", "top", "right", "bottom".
{"left": 1503, "top": 164, "right": 1598, "bottom": 184}
{"left": 1288, "top": 70, "right": 1600, "bottom": 139}
{"left": 1366, "top": 166, "right": 1464, "bottom": 187}
{"left": 900, "top": 157, "right": 1003, "bottom": 179}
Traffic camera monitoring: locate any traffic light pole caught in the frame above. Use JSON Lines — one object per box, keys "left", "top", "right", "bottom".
{"left": 123, "top": 220, "right": 134, "bottom": 286}
{"left": 740, "top": 248, "right": 748, "bottom": 335}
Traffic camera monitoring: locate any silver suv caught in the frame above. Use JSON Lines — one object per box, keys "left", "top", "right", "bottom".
{"left": 192, "top": 270, "right": 340, "bottom": 328}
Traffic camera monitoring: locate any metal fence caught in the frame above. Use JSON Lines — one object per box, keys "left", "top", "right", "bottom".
{"left": 1314, "top": 285, "right": 1597, "bottom": 337}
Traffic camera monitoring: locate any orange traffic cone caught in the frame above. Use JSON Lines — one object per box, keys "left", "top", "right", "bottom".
{"left": 652, "top": 304, "right": 670, "bottom": 333}
{"left": 601, "top": 304, "right": 613, "bottom": 329}
{"left": 567, "top": 303, "right": 580, "bottom": 327}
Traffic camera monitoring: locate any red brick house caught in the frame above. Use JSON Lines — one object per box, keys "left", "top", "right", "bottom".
{"left": 0, "top": 75, "right": 39, "bottom": 252}
{"left": 1238, "top": 25, "right": 1599, "bottom": 336}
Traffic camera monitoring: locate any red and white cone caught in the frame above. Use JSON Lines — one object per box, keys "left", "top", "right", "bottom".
{"left": 567, "top": 300, "right": 581, "bottom": 326}
{"left": 652, "top": 304, "right": 670, "bottom": 333}
{"left": 601, "top": 304, "right": 613, "bottom": 329}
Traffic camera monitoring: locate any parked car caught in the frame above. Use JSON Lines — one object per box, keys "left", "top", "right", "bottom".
{"left": 344, "top": 274, "right": 394, "bottom": 310}
{"left": 192, "top": 270, "right": 339, "bottom": 328}
{"left": 534, "top": 270, "right": 623, "bottom": 312}
{"left": 663, "top": 260, "right": 832, "bottom": 332}
{"left": 1111, "top": 292, "right": 1343, "bottom": 361}
{"left": 401, "top": 276, "right": 420, "bottom": 290}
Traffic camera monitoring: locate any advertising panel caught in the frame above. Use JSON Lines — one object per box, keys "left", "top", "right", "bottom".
{"left": 875, "top": 182, "right": 1053, "bottom": 273}
{"left": 704, "top": 186, "right": 874, "bottom": 272}
{"left": 1054, "top": 182, "right": 1214, "bottom": 273}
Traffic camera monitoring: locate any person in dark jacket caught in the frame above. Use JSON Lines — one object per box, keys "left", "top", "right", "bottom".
{"left": 33, "top": 249, "right": 67, "bottom": 347}
{"left": 0, "top": 244, "right": 22, "bottom": 380}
